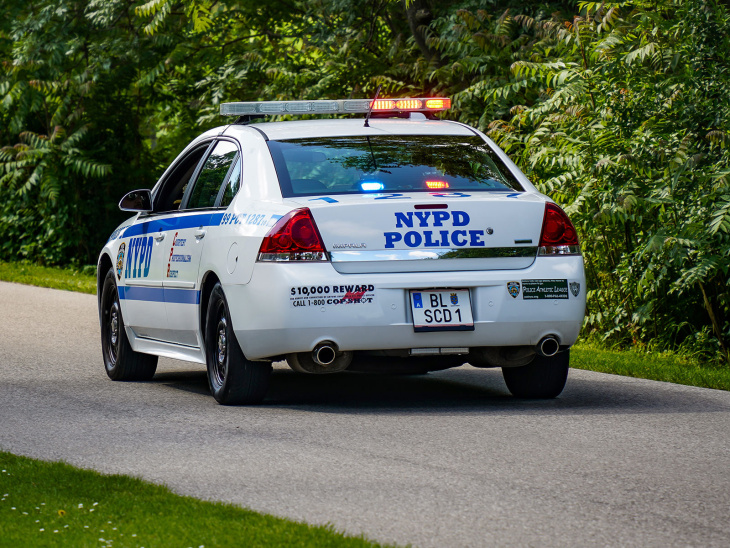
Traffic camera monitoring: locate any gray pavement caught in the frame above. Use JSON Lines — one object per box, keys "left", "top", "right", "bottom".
{"left": 1, "top": 280, "right": 729, "bottom": 547}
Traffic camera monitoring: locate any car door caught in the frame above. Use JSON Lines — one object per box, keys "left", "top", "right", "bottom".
{"left": 117, "top": 142, "right": 211, "bottom": 342}
{"left": 116, "top": 220, "right": 169, "bottom": 341}
{"left": 162, "top": 139, "right": 240, "bottom": 346}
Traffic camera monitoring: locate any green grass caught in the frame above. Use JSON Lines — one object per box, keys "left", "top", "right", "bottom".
{"left": 571, "top": 344, "right": 730, "bottom": 391}
{"left": 0, "top": 261, "right": 97, "bottom": 294}
{"left": 0, "top": 452, "right": 390, "bottom": 548}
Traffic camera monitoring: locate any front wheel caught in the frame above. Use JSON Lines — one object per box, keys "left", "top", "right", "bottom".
{"left": 502, "top": 350, "right": 569, "bottom": 399}
{"left": 100, "top": 268, "right": 157, "bottom": 381}
{"left": 205, "top": 283, "right": 271, "bottom": 405}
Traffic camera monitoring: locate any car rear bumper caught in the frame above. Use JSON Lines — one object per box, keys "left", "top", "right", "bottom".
{"left": 225, "top": 257, "right": 586, "bottom": 360}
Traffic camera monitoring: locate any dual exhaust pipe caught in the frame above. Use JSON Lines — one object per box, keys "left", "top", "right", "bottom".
{"left": 290, "top": 337, "right": 560, "bottom": 374}
{"left": 313, "top": 339, "right": 562, "bottom": 361}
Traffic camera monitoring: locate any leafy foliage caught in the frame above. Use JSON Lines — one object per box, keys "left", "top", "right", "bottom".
{"left": 472, "top": 0, "right": 730, "bottom": 361}
{"left": 0, "top": 0, "right": 728, "bottom": 361}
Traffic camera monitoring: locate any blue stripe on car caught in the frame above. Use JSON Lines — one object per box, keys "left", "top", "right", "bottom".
{"left": 118, "top": 286, "right": 200, "bottom": 304}
{"left": 122, "top": 212, "right": 225, "bottom": 238}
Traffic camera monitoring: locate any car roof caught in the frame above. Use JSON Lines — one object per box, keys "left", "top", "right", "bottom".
{"left": 223, "top": 117, "right": 477, "bottom": 141}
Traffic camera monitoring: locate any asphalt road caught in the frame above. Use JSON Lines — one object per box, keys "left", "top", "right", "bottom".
{"left": 1, "top": 281, "right": 729, "bottom": 547}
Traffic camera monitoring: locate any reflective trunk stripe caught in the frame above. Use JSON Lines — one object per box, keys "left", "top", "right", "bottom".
{"left": 122, "top": 212, "right": 225, "bottom": 238}
{"left": 118, "top": 286, "right": 200, "bottom": 304}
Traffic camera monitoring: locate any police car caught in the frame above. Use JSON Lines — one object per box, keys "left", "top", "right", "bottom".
{"left": 97, "top": 97, "right": 585, "bottom": 405}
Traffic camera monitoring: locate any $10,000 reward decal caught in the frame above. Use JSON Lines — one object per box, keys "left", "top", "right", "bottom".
{"left": 290, "top": 285, "right": 375, "bottom": 307}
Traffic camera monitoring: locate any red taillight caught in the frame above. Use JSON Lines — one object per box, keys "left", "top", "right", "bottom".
{"left": 539, "top": 203, "right": 580, "bottom": 255}
{"left": 258, "top": 208, "right": 328, "bottom": 261}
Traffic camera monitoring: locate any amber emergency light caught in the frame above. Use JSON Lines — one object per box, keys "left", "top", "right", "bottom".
{"left": 220, "top": 98, "right": 451, "bottom": 116}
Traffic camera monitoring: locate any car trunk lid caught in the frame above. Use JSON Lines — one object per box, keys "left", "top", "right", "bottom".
{"left": 287, "top": 193, "right": 544, "bottom": 274}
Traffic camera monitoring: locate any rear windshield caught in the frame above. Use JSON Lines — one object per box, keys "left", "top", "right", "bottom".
{"left": 267, "top": 135, "right": 524, "bottom": 197}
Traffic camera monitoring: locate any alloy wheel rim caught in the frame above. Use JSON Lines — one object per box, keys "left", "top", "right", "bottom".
{"left": 214, "top": 311, "right": 227, "bottom": 386}
{"left": 107, "top": 293, "right": 120, "bottom": 366}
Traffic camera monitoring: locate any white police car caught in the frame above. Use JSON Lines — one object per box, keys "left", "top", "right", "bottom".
{"left": 97, "top": 98, "right": 585, "bottom": 405}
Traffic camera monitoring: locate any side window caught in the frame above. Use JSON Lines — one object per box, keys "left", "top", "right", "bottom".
{"left": 219, "top": 158, "right": 241, "bottom": 208}
{"left": 186, "top": 140, "right": 238, "bottom": 209}
{"left": 154, "top": 145, "right": 210, "bottom": 212}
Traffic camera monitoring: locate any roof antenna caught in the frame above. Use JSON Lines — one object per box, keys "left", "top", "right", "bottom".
{"left": 363, "top": 85, "right": 382, "bottom": 128}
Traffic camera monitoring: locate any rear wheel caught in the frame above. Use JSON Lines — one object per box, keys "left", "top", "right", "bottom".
{"left": 502, "top": 350, "right": 569, "bottom": 399}
{"left": 205, "top": 283, "right": 271, "bottom": 405}
{"left": 100, "top": 269, "right": 157, "bottom": 381}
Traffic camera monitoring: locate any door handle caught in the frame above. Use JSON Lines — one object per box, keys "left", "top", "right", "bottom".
{"left": 154, "top": 232, "right": 165, "bottom": 242}
{"left": 194, "top": 229, "right": 206, "bottom": 240}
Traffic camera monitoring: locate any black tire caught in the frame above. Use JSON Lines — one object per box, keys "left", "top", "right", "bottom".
{"left": 100, "top": 269, "right": 158, "bottom": 381}
{"left": 502, "top": 350, "right": 569, "bottom": 399}
{"left": 205, "top": 283, "right": 271, "bottom": 405}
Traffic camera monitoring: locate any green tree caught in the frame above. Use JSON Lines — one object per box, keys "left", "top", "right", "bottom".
{"left": 471, "top": 0, "right": 730, "bottom": 361}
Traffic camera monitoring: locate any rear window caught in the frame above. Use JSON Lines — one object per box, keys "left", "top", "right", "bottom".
{"left": 267, "top": 135, "right": 524, "bottom": 197}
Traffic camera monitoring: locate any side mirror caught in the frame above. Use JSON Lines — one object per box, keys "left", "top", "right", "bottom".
{"left": 119, "top": 189, "right": 153, "bottom": 212}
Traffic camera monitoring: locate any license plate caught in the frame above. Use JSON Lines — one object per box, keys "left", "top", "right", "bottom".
{"left": 409, "top": 289, "right": 474, "bottom": 332}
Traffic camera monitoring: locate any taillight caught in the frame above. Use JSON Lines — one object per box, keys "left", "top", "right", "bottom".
{"left": 538, "top": 203, "right": 581, "bottom": 256}
{"left": 258, "top": 208, "right": 328, "bottom": 262}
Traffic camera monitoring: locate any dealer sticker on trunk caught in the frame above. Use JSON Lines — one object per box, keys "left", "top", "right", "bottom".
{"left": 521, "top": 279, "right": 569, "bottom": 300}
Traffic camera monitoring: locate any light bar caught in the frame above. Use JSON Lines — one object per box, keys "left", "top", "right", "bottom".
{"left": 220, "top": 98, "right": 451, "bottom": 116}
{"left": 425, "top": 181, "right": 449, "bottom": 189}
{"left": 396, "top": 99, "right": 422, "bottom": 110}
{"left": 372, "top": 99, "right": 396, "bottom": 110}
{"left": 426, "top": 99, "right": 448, "bottom": 109}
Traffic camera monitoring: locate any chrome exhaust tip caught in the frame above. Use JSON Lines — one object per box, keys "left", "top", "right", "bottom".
{"left": 313, "top": 343, "right": 337, "bottom": 366}
{"left": 287, "top": 342, "right": 352, "bottom": 374}
{"left": 537, "top": 336, "right": 560, "bottom": 357}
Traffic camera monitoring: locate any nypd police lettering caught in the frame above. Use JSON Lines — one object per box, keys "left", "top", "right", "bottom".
{"left": 290, "top": 284, "right": 376, "bottom": 307}
{"left": 125, "top": 236, "right": 153, "bottom": 279}
{"left": 384, "top": 210, "right": 486, "bottom": 248}
{"left": 107, "top": 226, "right": 127, "bottom": 242}
{"left": 220, "top": 212, "right": 282, "bottom": 227}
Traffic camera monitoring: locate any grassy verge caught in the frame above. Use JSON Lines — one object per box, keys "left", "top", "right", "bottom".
{"left": 571, "top": 344, "right": 730, "bottom": 391}
{"left": 0, "top": 452, "right": 389, "bottom": 548}
{"left": 0, "top": 261, "right": 96, "bottom": 294}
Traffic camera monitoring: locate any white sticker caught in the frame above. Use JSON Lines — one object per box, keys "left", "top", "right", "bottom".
{"left": 290, "top": 284, "right": 375, "bottom": 308}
